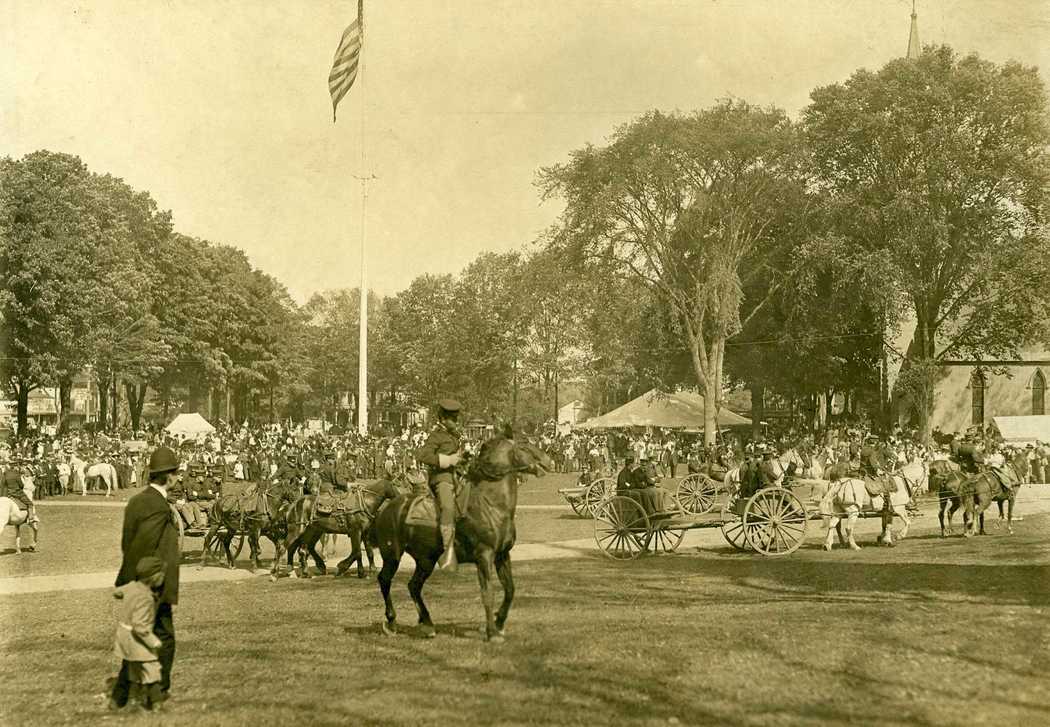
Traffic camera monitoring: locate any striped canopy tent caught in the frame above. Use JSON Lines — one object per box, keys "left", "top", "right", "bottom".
{"left": 991, "top": 415, "right": 1050, "bottom": 444}
{"left": 576, "top": 389, "right": 751, "bottom": 431}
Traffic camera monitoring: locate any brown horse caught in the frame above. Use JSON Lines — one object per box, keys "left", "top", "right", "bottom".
{"left": 963, "top": 452, "right": 1029, "bottom": 536}
{"left": 374, "top": 435, "right": 553, "bottom": 642}
{"left": 200, "top": 480, "right": 298, "bottom": 575}
{"left": 282, "top": 479, "right": 401, "bottom": 580}
{"left": 928, "top": 459, "right": 966, "bottom": 536}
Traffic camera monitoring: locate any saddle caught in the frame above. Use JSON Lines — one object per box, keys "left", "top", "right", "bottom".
{"left": 863, "top": 476, "right": 898, "bottom": 498}
{"left": 314, "top": 488, "right": 360, "bottom": 516}
{"left": 405, "top": 482, "right": 471, "bottom": 529}
{"left": 219, "top": 481, "right": 269, "bottom": 516}
{"left": 985, "top": 467, "right": 1013, "bottom": 494}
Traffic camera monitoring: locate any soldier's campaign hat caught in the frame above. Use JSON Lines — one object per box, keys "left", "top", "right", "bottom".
{"left": 437, "top": 398, "right": 462, "bottom": 414}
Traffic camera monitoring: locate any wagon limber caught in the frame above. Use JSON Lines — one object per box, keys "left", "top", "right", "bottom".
{"left": 593, "top": 484, "right": 811, "bottom": 559}
{"left": 558, "top": 477, "right": 616, "bottom": 518}
{"left": 171, "top": 504, "right": 245, "bottom": 561}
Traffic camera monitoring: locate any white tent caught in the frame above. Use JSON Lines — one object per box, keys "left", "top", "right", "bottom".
{"left": 992, "top": 415, "right": 1050, "bottom": 444}
{"left": 577, "top": 389, "right": 751, "bottom": 431}
{"left": 165, "top": 412, "right": 216, "bottom": 440}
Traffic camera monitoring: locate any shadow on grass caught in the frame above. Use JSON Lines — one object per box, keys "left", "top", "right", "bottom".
{"left": 342, "top": 621, "right": 486, "bottom": 641}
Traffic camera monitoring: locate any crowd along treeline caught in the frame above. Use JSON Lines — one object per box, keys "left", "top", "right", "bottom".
{"left": 2, "top": 46, "right": 1048, "bottom": 439}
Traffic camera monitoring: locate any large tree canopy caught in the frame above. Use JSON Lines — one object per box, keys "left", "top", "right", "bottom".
{"left": 803, "top": 46, "right": 1050, "bottom": 437}
{"left": 540, "top": 101, "right": 811, "bottom": 443}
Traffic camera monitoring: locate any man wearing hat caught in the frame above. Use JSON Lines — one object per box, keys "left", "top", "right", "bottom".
{"left": 415, "top": 399, "right": 465, "bottom": 570}
{"left": 1, "top": 458, "right": 36, "bottom": 523}
{"left": 319, "top": 450, "right": 348, "bottom": 494}
{"left": 114, "top": 445, "right": 181, "bottom": 702}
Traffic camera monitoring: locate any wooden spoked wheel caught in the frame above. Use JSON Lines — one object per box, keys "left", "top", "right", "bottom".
{"left": 568, "top": 495, "right": 587, "bottom": 518}
{"left": 585, "top": 478, "right": 615, "bottom": 516}
{"left": 720, "top": 498, "right": 747, "bottom": 551}
{"left": 743, "top": 488, "right": 809, "bottom": 556}
{"left": 645, "top": 522, "right": 687, "bottom": 554}
{"left": 594, "top": 496, "right": 650, "bottom": 560}
{"left": 676, "top": 474, "right": 718, "bottom": 515}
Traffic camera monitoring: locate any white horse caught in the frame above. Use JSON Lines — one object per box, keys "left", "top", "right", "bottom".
{"left": 778, "top": 448, "right": 824, "bottom": 481}
{"left": 1, "top": 480, "right": 40, "bottom": 553}
{"left": 814, "top": 475, "right": 913, "bottom": 550}
{"left": 84, "top": 462, "right": 118, "bottom": 496}
{"left": 897, "top": 458, "right": 929, "bottom": 497}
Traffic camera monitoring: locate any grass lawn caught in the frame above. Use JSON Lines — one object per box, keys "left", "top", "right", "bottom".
{"left": 0, "top": 492, "right": 597, "bottom": 579}
{"left": 2, "top": 514, "right": 1050, "bottom": 727}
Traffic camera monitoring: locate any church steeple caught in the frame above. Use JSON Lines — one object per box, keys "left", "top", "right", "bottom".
{"left": 907, "top": 0, "right": 921, "bottom": 59}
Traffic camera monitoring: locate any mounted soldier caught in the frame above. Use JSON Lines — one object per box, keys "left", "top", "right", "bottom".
{"left": 415, "top": 399, "right": 465, "bottom": 571}
{"left": 952, "top": 435, "right": 984, "bottom": 476}
{"left": 320, "top": 451, "right": 347, "bottom": 494}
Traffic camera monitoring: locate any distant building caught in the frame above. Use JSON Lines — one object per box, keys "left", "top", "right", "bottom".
{"left": 892, "top": 348, "right": 1050, "bottom": 435}
{"left": 557, "top": 399, "right": 589, "bottom": 435}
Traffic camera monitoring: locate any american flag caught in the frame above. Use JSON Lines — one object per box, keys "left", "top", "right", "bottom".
{"left": 329, "top": 0, "right": 363, "bottom": 122}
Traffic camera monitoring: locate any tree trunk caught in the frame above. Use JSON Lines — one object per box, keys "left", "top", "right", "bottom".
{"left": 97, "top": 374, "right": 110, "bottom": 431}
{"left": 683, "top": 321, "right": 726, "bottom": 447}
{"left": 58, "top": 377, "right": 73, "bottom": 433}
{"left": 554, "top": 370, "right": 560, "bottom": 424}
{"left": 111, "top": 378, "right": 120, "bottom": 430}
{"left": 750, "top": 384, "right": 765, "bottom": 441}
{"left": 14, "top": 380, "right": 31, "bottom": 435}
{"left": 125, "top": 382, "right": 147, "bottom": 431}
{"left": 913, "top": 311, "right": 938, "bottom": 445}
{"left": 703, "top": 372, "right": 720, "bottom": 446}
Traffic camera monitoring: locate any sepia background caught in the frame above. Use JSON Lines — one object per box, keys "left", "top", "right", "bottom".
{"left": 3, "top": 0, "right": 1048, "bottom": 301}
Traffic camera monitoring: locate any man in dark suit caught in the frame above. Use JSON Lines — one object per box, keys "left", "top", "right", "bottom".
{"left": 112, "top": 445, "right": 181, "bottom": 705}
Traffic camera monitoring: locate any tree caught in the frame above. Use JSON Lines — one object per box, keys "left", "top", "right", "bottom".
{"left": 0, "top": 152, "right": 95, "bottom": 432}
{"left": 540, "top": 102, "right": 809, "bottom": 444}
{"left": 452, "top": 252, "right": 523, "bottom": 419}
{"left": 803, "top": 46, "right": 1050, "bottom": 439}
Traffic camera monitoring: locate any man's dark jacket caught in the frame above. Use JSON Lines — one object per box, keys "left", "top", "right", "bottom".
{"left": 115, "top": 485, "right": 180, "bottom": 605}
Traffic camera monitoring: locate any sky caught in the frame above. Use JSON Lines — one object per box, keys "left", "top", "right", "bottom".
{"left": 3, "top": 0, "right": 1049, "bottom": 302}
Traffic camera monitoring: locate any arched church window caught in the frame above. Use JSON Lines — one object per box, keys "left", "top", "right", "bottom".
{"left": 1033, "top": 370, "right": 1046, "bottom": 416}
{"left": 971, "top": 370, "right": 986, "bottom": 426}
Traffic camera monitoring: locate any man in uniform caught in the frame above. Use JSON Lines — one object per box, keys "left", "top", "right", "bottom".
{"left": 1, "top": 457, "right": 36, "bottom": 523}
{"left": 757, "top": 445, "right": 781, "bottom": 489}
{"left": 953, "top": 435, "right": 984, "bottom": 476}
{"left": 320, "top": 451, "right": 348, "bottom": 493}
{"left": 415, "top": 399, "right": 465, "bottom": 570}
{"left": 616, "top": 452, "right": 666, "bottom": 512}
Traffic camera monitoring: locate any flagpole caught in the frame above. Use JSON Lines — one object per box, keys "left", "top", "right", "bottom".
{"left": 357, "top": 0, "right": 368, "bottom": 437}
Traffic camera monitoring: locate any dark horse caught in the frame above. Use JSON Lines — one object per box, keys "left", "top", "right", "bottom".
{"left": 964, "top": 452, "right": 1029, "bottom": 536}
{"left": 374, "top": 435, "right": 554, "bottom": 642}
{"left": 929, "top": 452, "right": 1029, "bottom": 536}
{"left": 282, "top": 479, "right": 401, "bottom": 580}
{"left": 928, "top": 459, "right": 966, "bottom": 537}
{"left": 200, "top": 480, "right": 299, "bottom": 575}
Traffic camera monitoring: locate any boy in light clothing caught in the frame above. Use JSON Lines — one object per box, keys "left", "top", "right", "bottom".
{"left": 109, "top": 556, "right": 166, "bottom": 711}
